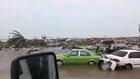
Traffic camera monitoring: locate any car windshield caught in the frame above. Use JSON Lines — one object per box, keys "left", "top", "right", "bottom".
{"left": 111, "top": 51, "right": 128, "bottom": 57}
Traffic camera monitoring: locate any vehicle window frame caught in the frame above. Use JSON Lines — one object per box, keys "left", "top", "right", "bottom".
{"left": 129, "top": 52, "right": 140, "bottom": 58}
{"left": 80, "top": 51, "right": 91, "bottom": 56}
{"left": 111, "top": 51, "right": 128, "bottom": 57}
{"left": 69, "top": 51, "right": 79, "bottom": 56}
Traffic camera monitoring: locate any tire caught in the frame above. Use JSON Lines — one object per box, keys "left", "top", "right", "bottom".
{"left": 57, "top": 60, "right": 63, "bottom": 66}
{"left": 125, "top": 64, "right": 133, "bottom": 70}
{"left": 88, "top": 61, "right": 96, "bottom": 65}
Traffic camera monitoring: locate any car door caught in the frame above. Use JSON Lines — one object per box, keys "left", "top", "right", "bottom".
{"left": 128, "top": 52, "right": 140, "bottom": 67}
{"left": 79, "top": 51, "right": 91, "bottom": 64}
{"left": 65, "top": 50, "right": 79, "bottom": 64}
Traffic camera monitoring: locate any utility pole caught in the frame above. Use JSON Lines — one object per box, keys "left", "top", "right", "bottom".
{"left": 138, "top": 24, "right": 140, "bottom": 47}
{"left": 138, "top": 24, "right": 140, "bottom": 35}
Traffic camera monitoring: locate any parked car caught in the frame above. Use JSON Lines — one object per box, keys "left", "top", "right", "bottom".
{"left": 98, "top": 49, "right": 140, "bottom": 70}
{"left": 56, "top": 49, "right": 101, "bottom": 65}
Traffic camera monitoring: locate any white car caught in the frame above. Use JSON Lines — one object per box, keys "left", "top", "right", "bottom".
{"left": 98, "top": 50, "right": 140, "bottom": 70}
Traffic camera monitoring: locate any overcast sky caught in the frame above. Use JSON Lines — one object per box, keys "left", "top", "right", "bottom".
{"left": 0, "top": 0, "right": 140, "bottom": 39}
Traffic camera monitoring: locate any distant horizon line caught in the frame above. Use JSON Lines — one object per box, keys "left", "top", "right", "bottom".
{"left": 0, "top": 36, "right": 139, "bottom": 40}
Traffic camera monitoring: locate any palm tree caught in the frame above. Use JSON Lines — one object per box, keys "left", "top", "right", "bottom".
{"left": 7, "top": 30, "right": 26, "bottom": 48}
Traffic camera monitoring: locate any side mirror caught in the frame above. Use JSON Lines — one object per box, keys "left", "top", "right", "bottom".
{"left": 11, "top": 52, "right": 59, "bottom": 79}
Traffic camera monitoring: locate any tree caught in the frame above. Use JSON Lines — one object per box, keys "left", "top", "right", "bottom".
{"left": 41, "top": 35, "right": 47, "bottom": 46}
{"left": 7, "top": 30, "right": 26, "bottom": 48}
{"left": 42, "top": 35, "right": 47, "bottom": 42}
{"left": 32, "top": 37, "right": 39, "bottom": 46}
{"left": 0, "top": 41, "right": 2, "bottom": 50}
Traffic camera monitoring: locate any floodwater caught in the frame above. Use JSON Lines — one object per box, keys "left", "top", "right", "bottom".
{"left": 0, "top": 48, "right": 140, "bottom": 79}
{"left": 59, "top": 65, "right": 140, "bottom": 79}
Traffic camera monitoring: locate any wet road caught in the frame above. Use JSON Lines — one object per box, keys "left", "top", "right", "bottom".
{"left": 0, "top": 48, "right": 140, "bottom": 79}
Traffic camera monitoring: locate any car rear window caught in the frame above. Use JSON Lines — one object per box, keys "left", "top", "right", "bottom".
{"left": 111, "top": 51, "right": 128, "bottom": 57}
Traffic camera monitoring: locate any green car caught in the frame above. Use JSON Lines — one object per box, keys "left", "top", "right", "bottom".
{"left": 56, "top": 49, "right": 101, "bottom": 65}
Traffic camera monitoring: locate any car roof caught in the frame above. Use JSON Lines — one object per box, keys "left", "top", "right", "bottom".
{"left": 119, "top": 49, "right": 140, "bottom": 53}
{"left": 71, "top": 49, "right": 88, "bottom": 51}
{"left": 70, "top": 49, "right": 96, "bottom": 54}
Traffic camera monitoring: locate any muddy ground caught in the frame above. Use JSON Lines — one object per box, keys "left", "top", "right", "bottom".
{"left": 0, "top": 48, "right": 140, "bottom": 79}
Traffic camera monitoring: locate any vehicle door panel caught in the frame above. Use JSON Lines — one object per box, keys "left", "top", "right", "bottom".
{"left": 65, "top": 51, "right": 79, "bottom": 64}
{"left": 79, "top": 51, "right": 91, "bottom": 64}
{"left": 128, "top": 52, "right": 140, "bottom": 67}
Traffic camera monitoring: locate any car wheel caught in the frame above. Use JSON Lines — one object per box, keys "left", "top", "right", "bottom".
{"left": 88, "top": 61, "right": 96, "bottom": 65}
{"left": 125, "top": 64, "right": 133, "bottom": 70}
{"left": 57, "top": 60, "right": 63, "bottom": 66}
